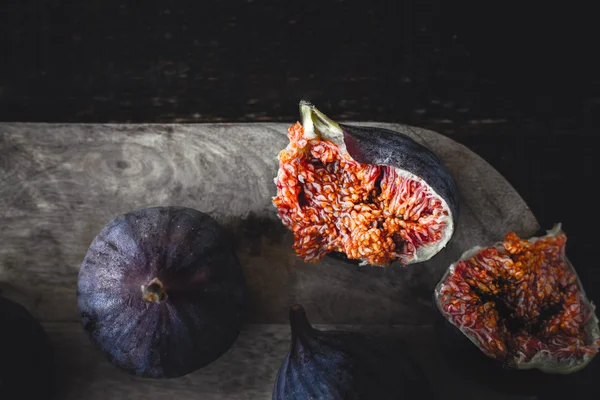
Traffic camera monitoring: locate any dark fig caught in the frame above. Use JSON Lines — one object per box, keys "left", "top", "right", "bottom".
{"left": 433, "top": 224, "right": 600, "bottom": 396}
{"left": 77, "top": 206, "right": 247, "bottom": 379}
{"left": 0, "top": 294, "right": 55, "bottom": 399}
{"left": 272, "top": 304, "right": 435, "bottom": 400}
{"left": 273, "top": 100, "right": 458, "bottom": 267}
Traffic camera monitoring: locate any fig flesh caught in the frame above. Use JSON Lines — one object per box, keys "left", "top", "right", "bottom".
{"left": 273, "top": 101, "right": 458, "bottom": 267}
{"left": 272, "top": 304, "right": 434, "bottom": 400}
{"left": 0, "top": 295, "right": 55, "bottom": 399}
{"left": 433, "top": 224, "right": 600, "bottom": 394}
{"left": 77, "top": 206, "right": 247, "bottom": 379}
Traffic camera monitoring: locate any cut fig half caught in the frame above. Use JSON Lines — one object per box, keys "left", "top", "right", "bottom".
{"left": 433, "top": 224, "right": 600, "bottom": 394}
{"left": 273, "top": 101, "right": 458, "bottom": 267}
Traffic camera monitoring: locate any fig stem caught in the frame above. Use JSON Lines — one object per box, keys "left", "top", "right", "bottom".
{"left": 299, "top": 100, "right": 345, "bottom": 147}
{"left": 289, "top": 304, "right": 315, "bottom": 343}
{"left": 141, "top": 277, "right": 168, "bottom": 304}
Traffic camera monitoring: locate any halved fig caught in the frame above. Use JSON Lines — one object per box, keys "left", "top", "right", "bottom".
{"left": 272, "top": 101, "right": 458, "bottom": 267}
{"left": 433, "top": 224, "right": 600, "bottom": 395}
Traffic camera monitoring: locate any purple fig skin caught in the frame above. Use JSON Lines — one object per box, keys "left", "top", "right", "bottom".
{"left": 273, "top": 304, "right": 436, "bottom": 400}
{"left": 77, "top": 206, "right": 247, "bottom": 379}
{"left": 294, "top": 101, "right": 459, "bottom": 266}
{"left": 339, "top": 123, "right": 459, "bottom": 226}
{"left": 0, "top": 296, "right": 56, "bottom": 399}
{"left": 327, "top": 123, "right": 459, "bottom": 266}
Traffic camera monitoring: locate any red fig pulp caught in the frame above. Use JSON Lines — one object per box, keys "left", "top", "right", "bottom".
{"left": 273, "top": 101, "right": 458, "bottom": 267}
{"left": 434, "top": 225, "right": 600, "bottom": 374}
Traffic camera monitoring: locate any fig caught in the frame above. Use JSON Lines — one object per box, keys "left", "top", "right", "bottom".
{"left": 433, "top": 224, "right": 600, "bottom": 395}
{"left": 77, "top": 206, "right": 248, "bottom": 379}
{"left": 272, "top": 100, "right": 458, "bottom": 267}
{"left": 272, "top": 304, "right": 434, "bottom": 400}
{"left": 0, "top": 294, "right": 55, "bottom": 399}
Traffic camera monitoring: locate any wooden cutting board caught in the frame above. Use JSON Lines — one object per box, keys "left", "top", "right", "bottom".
{"left": 0, "top": 122, "right": 540, "bottom": 400}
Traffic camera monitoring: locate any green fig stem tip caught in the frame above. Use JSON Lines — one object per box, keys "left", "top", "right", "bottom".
{"left": 299, "top": 100, "right": 343, "bottom": 142}
{"left": 142, "top": 277, "right": 168, "bottom": 304}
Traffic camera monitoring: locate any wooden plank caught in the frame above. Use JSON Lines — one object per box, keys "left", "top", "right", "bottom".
{"left": 1, "top": 122, "right": 541, "bottom": 399}
{"left": 45, "top": 322, "right": 532, "bottom": 400}
{"left": 0, "top": 122, "right": 539, "bottom": 324}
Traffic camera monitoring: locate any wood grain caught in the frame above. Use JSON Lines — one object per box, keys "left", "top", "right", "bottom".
{"left": 0, "top": 122, "right": 541, "bottom": 399}
{"left": 0, "top": 122, "right": 539, "bottom": 325}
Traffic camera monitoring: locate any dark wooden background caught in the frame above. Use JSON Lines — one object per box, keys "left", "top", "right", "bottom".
{"left": 1, "top": 0, "right": 599, "bottom": 306}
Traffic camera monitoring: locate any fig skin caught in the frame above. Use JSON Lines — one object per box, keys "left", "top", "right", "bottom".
{"left": 432, "top": 226, "right": 600, "bottom": 396}
{"left": 0, "top": 295, "right": 56, "bottom": 399}
{"left": 338, "top": 122, "right": 459, "bottom": 226}
{"left": 77, "top": 206, "right": 248, "bottom": 379}
{"left": 272, "top": 304, "right": 435, "bottom": 400}
{"left": 328, "top": 122, "right": 459, "bottom": 266}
